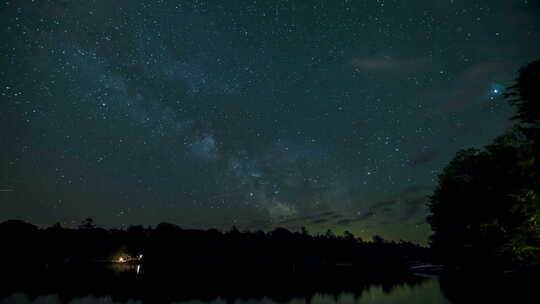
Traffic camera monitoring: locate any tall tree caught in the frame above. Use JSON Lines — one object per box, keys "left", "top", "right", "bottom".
{"left": 428, "top": 58, "right": 540, "bottom": 270}
{"left": 506, "top": 60, "right": 540, "bottom": 142}
{"left": 428, "top": 131, "right": 539, "bottom": 269}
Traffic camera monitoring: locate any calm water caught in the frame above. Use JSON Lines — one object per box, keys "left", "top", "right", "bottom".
{"left": 2, "top": 270, "right": 536, "bottom": 304}
{"left": 1, "top": 277, "right": 450, "bottom": 304}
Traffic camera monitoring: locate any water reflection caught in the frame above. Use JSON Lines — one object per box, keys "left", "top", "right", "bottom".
{"left": 1, "top": 265, "right": 536, "bottom": 304}
{"left": 0, "top": 277, "right": 449, "bottom": 304}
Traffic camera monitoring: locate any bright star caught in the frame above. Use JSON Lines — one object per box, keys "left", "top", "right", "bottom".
{"left": 487, "top": 83, "right": 504, "bottom": 100}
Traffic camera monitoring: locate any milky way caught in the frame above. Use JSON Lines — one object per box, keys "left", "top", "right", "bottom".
{"left": 1, "top": 0, "right": 539, "bottom": 243}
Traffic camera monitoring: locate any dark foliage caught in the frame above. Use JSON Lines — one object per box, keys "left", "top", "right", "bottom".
{"left": 506, "top": 60, "right": 540, "bottom": 128}
{"left": 0, "top": 219, "right": 428, "bottom": 277}
{"left": 427, "top": 60, "right": 540, "bottom": 271}
{"left": 427, "top": 132, "right": 539, "bottom": 269}
{"left": 0, "top": 219, "right": 429, "bottom": 302}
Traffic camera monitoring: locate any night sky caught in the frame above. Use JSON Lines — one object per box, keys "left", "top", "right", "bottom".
{"left": 1, "top": 0, "right": 539, "bottom": 244}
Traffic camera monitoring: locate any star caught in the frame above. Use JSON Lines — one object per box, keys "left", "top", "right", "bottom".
{"left": 0, "top": 0, "right": 537, "bottom": 246}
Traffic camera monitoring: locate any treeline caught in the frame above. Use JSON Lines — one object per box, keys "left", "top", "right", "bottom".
{"left": 0, "top": 219, "right": 428, "bottom": 278}
{"left": 427, "top": 60, "right": 540, "bottom": 272}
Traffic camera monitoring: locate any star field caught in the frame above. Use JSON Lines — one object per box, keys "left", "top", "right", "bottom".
{"left": 1, "top": 0, "right": 539, "bottom": 244}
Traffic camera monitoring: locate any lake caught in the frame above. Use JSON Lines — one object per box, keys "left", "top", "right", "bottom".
{"left": 0, "top": 275, "right": 449, "bottom": 304}
{"left": 0, "top": 269, "right": 535, "bottom": 304}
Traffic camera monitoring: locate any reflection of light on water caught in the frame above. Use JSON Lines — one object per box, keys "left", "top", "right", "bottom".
{"left": 136, "top": 265, "right": 141, "bottom": 275}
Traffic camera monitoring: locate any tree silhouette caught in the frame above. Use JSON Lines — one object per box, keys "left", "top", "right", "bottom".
{"left": 325, "top": 229, "right": 336, "bottom": 239}
{"left": 0, "top": 218, "right": 428, "bottom": 280}
{"left": 506, "top": 60, "right": 540, "bottom": 128}
{"left": 372, "top": 235, "right": 385, "bottom": 244}
{"left": 428, "top": 59, "right": 540, "bottom": 270}
{"left": 428, "top": 130, "right": 539, "bottom": 269}
{"left": 343, "top": 230, "right": 355, "bottom": 242}
{"left": 79, "top": 218, "right": 95, "bottom": 230}
{"left": 300, "top": 226, "right": 310, "bottom": 237}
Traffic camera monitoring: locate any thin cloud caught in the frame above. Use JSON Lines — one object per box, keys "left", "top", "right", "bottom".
{"left": 404, "top": 196, "right": 428, "bottom": 218}
{"left": 371, "top": 200, "right": 397, "bottom": 211}
{"left": 431, "top": 61, "right": 509, "bottom": 114}
{"left": 409, "top": 150, "right": 440, "bottom": 166}
{"left": 311, "top": 218, "right": 330, "bottom": 224}
{"left": 400, "top": 185, "right": 433, "bottom": 195}
{"left": 352, "top": 55, "right": 430, "bottom": 74}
